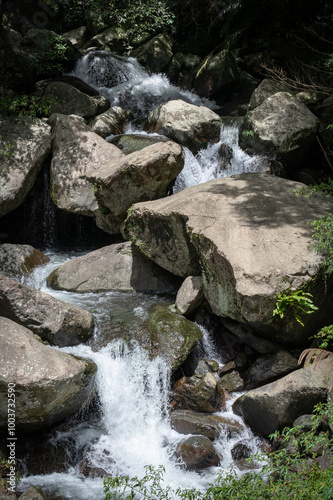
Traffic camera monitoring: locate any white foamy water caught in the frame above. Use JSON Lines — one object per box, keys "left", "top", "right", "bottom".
{"left": 18, "top": 255, "right": 265, "bottom": 499}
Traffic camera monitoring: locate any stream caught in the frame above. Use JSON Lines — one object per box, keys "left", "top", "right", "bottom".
{"left": 17, "top": 51, "right": 268, "bottom": 498}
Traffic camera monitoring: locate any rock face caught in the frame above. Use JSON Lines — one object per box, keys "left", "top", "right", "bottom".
{"left": 170, "top": 409, "right": 243, "bottom": 440}
{"left": 175, "top": 435, "right": 220, "bottom": 470}
{"left": 146, "top": 100, "right": 221, "bottom": 153}
{"left": 248, "top": 78, "right": 292, "bottom": 110}
{"left": 0, "top": 244, "right": 49, "bottom": 278}
{"left": 242, "top": 92, "right": 319, "bottom": 165}
{"left": 88, "top": 107, "right": 133, "bottom": 138}
{"left": 137, "top": 305, "right": 203, "bottom": 372}
{"left": 0, "top": 317, "right": 97, "bottom": 432}
{"left": 191, "top": 50, "right": 240, "bottom": 98}
{"left": 50, "top": 113, "right": 124, "bottom": 216}
{"left": 123, "top": 173, "right": 333, "bottom": 345}
{"left": 0, "top": 274, "right": 94, "bottom": 347}
{"left": 0, "top": 117, "right": 52, "bottom": 217}
{"left": 33, "top": 82, "right": 110, "bottom": 118}
{"left": 243, "top": 350, "right": 299, "bottom": 389}
{"left": 233, "top": 357, "right": 333, "bottom": 436}
{"left": 91, "top": 140, "right": 184, "bottom": 233}
{"left": 132, "top": 33, "right": 173, "bottom": 73}
{"left": 173, "top": 372, "right": 222, "bottom": 413}
{"left": 175, "top": 276, "right": 204, "bottom": 316}
{"left": 46, "top": 242, "right": 179, "bottom": 294}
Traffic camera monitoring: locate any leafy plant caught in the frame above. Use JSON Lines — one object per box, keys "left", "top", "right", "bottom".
{"left": 273, "top": 289, "right": 318, "bottom": 326}
{"left": 312, "top": 324, "right": 333, "bottom": 349}
{"left": 0, "top": 135, "right": 14, "bottom": 159}
{"left": 242, "top": 129, "right": 254, "bottom": 138}
{"left": 0, "top": 94, "right": 56, "bottom": 119}
{"left": 311, "top": 213, "right": 333, "bottom": 276}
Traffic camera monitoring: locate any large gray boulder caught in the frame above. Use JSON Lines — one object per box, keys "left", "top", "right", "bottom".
{"left": 136, "top": 305, "right": 203, "bottom": 372}
{"left": 46, "top": 242, "right": 179, "bottom": 294}
{"left": 233, "top": 357, "right": 333, "bottom": 436}
{"left": 123, "top": 173, "right": 333, "bottom": 345}
{"left": 248, "top": 78, "right": 292, "bottom": 110}
{"left": 191, "top": 50, "right": 240, "bottom": 98}
{"left": 242, "top": 92, "right": 319, "bottom": 165}
{"left": 146, "top": 99, "right": 221, "bottom": 153}
{"left": 83, "top": 26, "right": 128, "bottom": 53}
{"left": 0, "top": 317, "right": 97, "bottom": 432}
{"left": 171, "top": 409, "right": 243, "bottom": 441}
{"left": 0, "top": 244, "right": 49, "bottom": 278}
{"left": 173, "top": 372, "right": 222, "bottom": 413}
{"left": 243, "top": 351, "right": 299, "bottom": 389}
{"left": 33, "top": 82, "right": 110, "bottom": 119}
{"left": 91, "top": 140, "right": 184, "bottom": 233}
{"left": 49, "top": 113, "right": 124, "bottom": 216}
{"left": 131, "top": 33, "right": 173, "bottom": 73}
{"left": 0, "top": 117, "right": 52, "bottom": 217}
{"left": 0, "top": 274, "right": 94, "bottom": 347}
{"left": 88, "top": 107, "right": 133, "bottom": 138}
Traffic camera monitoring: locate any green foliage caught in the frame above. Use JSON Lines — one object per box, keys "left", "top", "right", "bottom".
{"left": 0, "top": 135, "right": 14, "bottom": 159}
{"left": 103, "top": 402, "right": 333, "bottom": 499}
{"left": 0, "top": 94, "right": 56, "bottom": 119}
{"left": 241, "top": 129, "right": 254, "bottom": 138}
{"left": 313, "top": 324, "right": 333, "bottom": 349}
{"left": 64, "top": 0, "right": 175, "bottom": 48}
{"left": 273, "top": 289, "right": 318, "bottom": 326}
{"left": 42, "top": 34, "right": 68, "bottom": 73}
{"left": 311, "top": 213, "right": 333, "bottom": 276}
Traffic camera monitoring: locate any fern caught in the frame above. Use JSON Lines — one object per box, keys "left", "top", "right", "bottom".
{"left": 273, "top": 289, "right": 318, "bottom": 326}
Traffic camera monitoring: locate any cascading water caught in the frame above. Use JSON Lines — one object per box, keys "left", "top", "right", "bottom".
{"left": 15, "top": 53, "right": 270, "bottom": 498}
{"left": 17, "top": 256, "right": 266, "bottom": 499}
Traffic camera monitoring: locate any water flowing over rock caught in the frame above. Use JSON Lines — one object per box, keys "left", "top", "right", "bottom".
{"left": 0, "top": 274, "right": 94, "bottom": 347}
{"left": 91, "top": 140, "right": 184, "bottom": 233}
{"left": 233, "top": 357, "right": 333, "bottom": 436}
{"left": 0, "top": 117, "right": 52, "bottom": 217}
{"left": 33, "top": 81, "right": 110, "bottom": 118}
{"left": 242, "top": 92, "right": 319, "bottom": 166}
{"left": 0, "top": 317, "right": 97, "bottom": 432}
{"left": 124, "top": 173, "right": 333, "bottom": 345}
{"left": 146, "top": 99, "right": 221, "bottom": 153}
{"left": 46, "top": 241, "right": 180, "bottom": 294}
{"left": 0, "top": 244, "right": 49, "bottom": 278}
{"left": 49, "top": 113, "right": 124, "bottom": 216}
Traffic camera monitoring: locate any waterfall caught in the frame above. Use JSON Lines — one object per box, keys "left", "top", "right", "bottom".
{"left": 72, "top": 51, "right": 218, "bottom": 118}
{"left": 18, "top": 255, "right": 265, "bottom": 499}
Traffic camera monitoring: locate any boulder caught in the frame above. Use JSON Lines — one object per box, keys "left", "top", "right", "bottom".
{"left": 33, "top": 82, "right": 110, "bottom": 119}
{"left": 175, "top": 435, "right": 220, "bottom": 470}
{"left": 0, "top": 117, "right": 52, "bottom": 217}
{"left": 218, "top": 370, "right": 244, "bottom": 392}
{"left": 191, "top": 50, "right": 240, "bottom": 98}
{"left": 173, "top": 372, "right": 222, "bottom": 413}
{"left": 18, "top": 486, "right": 46, "bottom": 500}
{"left": 221, "top": 318, "right": 282, "bottom": 354}
{"left": 137, "top": 305, "right": 203, "bottom": 372}
{"left": 248, "top": 78, "right": 292, "bottom": 110}
{"left": 46, "top": 242, "right": 179, "bottom": 294}
{"left": 232, "top": 357, "right": 333, "bottom": 436}
{"left": 170, "top": 409, "right": 243, "bottom": 440}
{"left": 146, "top": 99, "right": 221, "bottom": 153}
{"left": 131, "top": 33, "right": 173, "bottom": 73}
{"left": 123, "top": 173, "right": 333, "bottom": 345}
{"left": 241, "top": 92, "right": 319, "bottom": 166}
{"left": 0, "top": 317, "right": 97, "bottom": 432}
{"left": 175, "top": 276, "right": 204, "bottom": 316}
{"left": 62, "top": 26, "right": 89, "bottom": 50}
{"left": 91, "top": 140, "right": 184, "bottom": 233}
{"left": 0, "top": 244, "right": 49, "bottom": 278}
{"left": 109, "top": 134, "right": 169, "bottom": 155}
{"left": 88, "top": 107, "right": 133, "bottom": 138}
{"left": 83, "top": 26, "right": 128, "bottom": 53}
{"left": 49, "top": 113, "right": 124, "bottom": 216}
{"left": 0, "top": 274, "right": 94, "bottom": 347}
{"left": 243, "top": 350, "right": 298, "bottom": 389}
